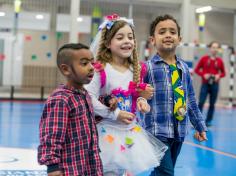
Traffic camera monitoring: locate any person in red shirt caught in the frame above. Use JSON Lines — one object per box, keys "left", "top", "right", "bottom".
{"left": 194, "top": 41, "right": 226, "bottom": 126}
{"left": 38, "top": 43, "right": 103, "bottom": 176}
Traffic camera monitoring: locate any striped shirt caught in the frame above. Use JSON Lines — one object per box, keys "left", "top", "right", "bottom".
{"left": 144, "top": 55, "right": 207, "bottom": 139}
{"left": 38, "top": 84, "right": 103, "bottom": 176}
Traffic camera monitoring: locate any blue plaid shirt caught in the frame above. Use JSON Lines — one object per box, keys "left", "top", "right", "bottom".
{"left": 144, "top": 54, "right": 207, "bottom": 139}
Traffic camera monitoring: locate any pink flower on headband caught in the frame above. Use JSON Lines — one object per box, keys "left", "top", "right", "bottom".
{"left": 98, "top": 14, "right": 134, "bottom": 31}
{"left": 106, "top": 14, "right": 119, "bottom": 21}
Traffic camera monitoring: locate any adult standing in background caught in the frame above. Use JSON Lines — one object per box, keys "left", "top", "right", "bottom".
{"left": 194, "top": 41, "right": 226, "bottom": 127}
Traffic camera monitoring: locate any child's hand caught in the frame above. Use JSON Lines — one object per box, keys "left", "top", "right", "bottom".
{"left": 48, "top": 171, "right": 63, "bottom": 176}
{"left": 137, "top": 84, "right": 154, "bottom": 100}
{"left": 108, "top": 97, "right": 118, "bottom": 111}
{"left": 137, "top": 97, "right": 150, "bottom": 113}
{"left": 194, "top": 131, "right": 207, "bottom": 142}
{"left": 117, "top": 111, "right": 135, "bottom": 124}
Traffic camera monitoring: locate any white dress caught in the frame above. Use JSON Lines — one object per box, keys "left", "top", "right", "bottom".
{"left": 85, "top": 63, "right": 167, "bottom": 175}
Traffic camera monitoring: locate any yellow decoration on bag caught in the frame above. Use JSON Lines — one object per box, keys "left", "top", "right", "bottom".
{"left": 132, "top": 126, "right": 142, "bottom": 132}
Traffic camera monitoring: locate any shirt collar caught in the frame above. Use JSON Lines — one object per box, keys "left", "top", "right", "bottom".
{"left": 152, "top": 54, "right": 164, "bottom": 63}
{"left": 152, "top": 54, "right": 182, "bottom": 64}
{"left": 59, "top": 84, "right": 87, "bottom": 95}
{"left": 152, "top": 54, "right": 184, "bottom": 71}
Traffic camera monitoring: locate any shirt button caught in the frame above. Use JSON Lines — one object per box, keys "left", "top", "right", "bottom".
{"left": 168, "top": 84, "right": 171, "bottom": 87}
{"left": 170, "top": 124, "right": 173, "bottom": 127}
{"left": 169, "top": 110, "right": 172, "bottom": 114}
{"left": 169, "top": 97, "right": 172, "bottom": 100}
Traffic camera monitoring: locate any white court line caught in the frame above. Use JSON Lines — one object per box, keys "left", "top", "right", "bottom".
{"left": 0, "top": 147, "right": 46, "bottom": 170}
{"left": 184, "top": 141, "right": 236, "bottom": 159}
{"left": 206, "top": 127, "right": 236, "bottom": 131}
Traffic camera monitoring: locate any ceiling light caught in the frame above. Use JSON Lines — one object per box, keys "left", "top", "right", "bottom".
{"left": 77, "top": 17, "right": 83, "bottom": 22}
{"left": 196, "top": 6, "right": 212, "bottom": 13}
{"left": 35, "top": 14, "right": 44, "bottom": 20}
{"left": 0, "top": 12, "right": 5, "bottom": 17}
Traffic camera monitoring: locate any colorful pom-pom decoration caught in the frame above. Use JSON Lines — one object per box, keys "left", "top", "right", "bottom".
{"left": 31, "top": 54, "right": 37, "bottom": 60}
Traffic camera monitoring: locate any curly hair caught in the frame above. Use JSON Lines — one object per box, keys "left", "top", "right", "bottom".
{"left": 96, "top": 20, "right": 140, "bottom": 83}
{"left": 150, "top": 14, "right": 181, "bottom": 37}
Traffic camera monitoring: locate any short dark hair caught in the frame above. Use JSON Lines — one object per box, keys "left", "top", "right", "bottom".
{"left": 150, "top": 14, "right": 181, "bottom": 37}
{"left": 57, "top": 43, "right": 89, "bottom": 68}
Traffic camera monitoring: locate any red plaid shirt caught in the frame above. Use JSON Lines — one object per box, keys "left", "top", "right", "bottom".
{"left": 38, "top": 84, "right": 103, "bottom": 176}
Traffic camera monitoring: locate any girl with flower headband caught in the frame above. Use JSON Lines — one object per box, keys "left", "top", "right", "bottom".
{"left": 86, "top": 14, "right": 167, "bottom": 175}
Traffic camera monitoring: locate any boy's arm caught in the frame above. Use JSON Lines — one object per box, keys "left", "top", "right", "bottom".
{"left": 186, "top": 69, "right": 207, "bottom": 133}
{"left": 38, "top": 98, "right": 69, "bottom": 173}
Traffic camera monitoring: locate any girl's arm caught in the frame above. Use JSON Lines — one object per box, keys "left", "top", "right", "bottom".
{"left": 137, "top": 84, "right": 154, "bottom": 100}
{"left": 85, "top": 72, "right": 120, "bottom": 120}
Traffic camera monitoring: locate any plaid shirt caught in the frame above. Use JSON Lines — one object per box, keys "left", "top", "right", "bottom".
{"left": 38, "top": 84, "right": 103, "bottom": 176}
{"left": 144, "top": 55, "right": 207, "bottom": 139}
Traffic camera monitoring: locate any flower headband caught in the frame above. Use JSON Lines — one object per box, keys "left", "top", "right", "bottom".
{"left": 98, "top": 13, "right": 134, "bottom": 31}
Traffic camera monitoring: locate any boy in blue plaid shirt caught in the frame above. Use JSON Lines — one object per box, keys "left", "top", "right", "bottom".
{"left": 144, "top": 14, "right": 207, "bottom": 176}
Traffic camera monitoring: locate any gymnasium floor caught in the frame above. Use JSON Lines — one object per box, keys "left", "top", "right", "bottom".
{"left": 0, "top": 101, "right": 235, "bottom": 176}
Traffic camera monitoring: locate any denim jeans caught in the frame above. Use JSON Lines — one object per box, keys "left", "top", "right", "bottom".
{"left": 150, "top": 138, "right": 183, "bottom": 176}
{"left": 198, "top": 83, "right": 219, "bottom": 124}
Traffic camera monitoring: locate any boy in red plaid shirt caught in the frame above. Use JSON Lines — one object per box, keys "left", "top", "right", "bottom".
{"left": 38, "top": 43, "right": 103, "bottom": 176}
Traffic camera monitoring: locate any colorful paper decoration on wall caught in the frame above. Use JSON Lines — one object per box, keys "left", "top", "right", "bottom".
{"left": 0, "top": 53, "right": 5, "bottom": 61}
{"left": 31, "top": 54, "right": 37, "bottom": 60}
{"left": 56, "top": 32, "right": 63, "bottom": 40}
{"left": 25, "top": 35, "right": 32, "bottom": 41}
{"left": 14, "top": 0, "right": 22, "bottom": 13}
{"left": 198, "top": 13, "right": 205, "bottom": 32}
{"left": 46, "top": 52, "right": 52, "bottom": 59}
{"left": 91, "top": 6, "right": 102, "bottom": 41}
{"left": 41, "top": 35, "right": 47, "bottom": 41}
